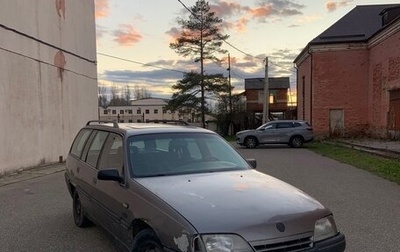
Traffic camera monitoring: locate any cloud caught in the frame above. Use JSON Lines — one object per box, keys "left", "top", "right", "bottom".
{"left": 95, "top": 0, "right": 109, "bottom": 18}
{"left": 247, "top": 0, "right": 305, "bottom": 22}
{"left": 96, "top": 24, "right": 108, "bottom": 40}
{"left": 113, "top": 24, "right": 143, "bottom": 46}
{"left": 210, "top": 0, "right": 305, "bottom": 31}
{"left": 325, "top": 0, "right": 353, "bottom": 12}
{"left": 98, "top": 48, "right": 299, "bottom": 98}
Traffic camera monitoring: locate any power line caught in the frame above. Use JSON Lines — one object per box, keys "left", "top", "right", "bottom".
{"left": 0, "top": 46, "right": 97, "bottom": 80}
{"left": 0, "top": 23, "right": 96, "bottom": 64}
{"left": 97, "top": 52, "right": 186, "bottom": 74}
{"left": 176, "top": 0, "right": 296, "bottom": 73}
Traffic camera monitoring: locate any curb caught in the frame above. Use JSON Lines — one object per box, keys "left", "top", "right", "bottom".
{"left": 0, "top": 163, "right": 66, "bottom": 187}
{"left": 323, "top": 141, "right": 400, "bottom": 160}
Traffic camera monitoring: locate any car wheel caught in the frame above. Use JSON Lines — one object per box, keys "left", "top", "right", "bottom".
{"left": 131, "top": 229, "right": 163, "bottom": 252}
{"left": 289, "top": 136, "right": 304, "bottom": 148}
{"left": 244, "top": 137, "right": 257, "bottom": 148}
{"left": 73, "top": 190, "right": 90, "bottom": 227}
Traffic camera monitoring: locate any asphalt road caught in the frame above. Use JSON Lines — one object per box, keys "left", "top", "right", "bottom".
{"left": 0, "top": 145, "right": 399, "bottom": 252}
{"left": 238, "top": 145, "right": 400, "bottom": 252}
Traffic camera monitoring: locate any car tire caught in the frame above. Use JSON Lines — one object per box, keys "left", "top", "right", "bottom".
{"left": 131, "top": 229, "right": 163, "bottom": 252}
{"left": 73, "top": 190, "right": 91, "bottom": 227}
{"left": 244, "top": 137, "right": 257, "bottom": 148}
{"left": 289, "top": 136, "right": 304, "bottom": 148}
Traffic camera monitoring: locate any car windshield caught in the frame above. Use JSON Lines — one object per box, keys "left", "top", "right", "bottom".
{"left": 256, "top": 123, "right": 271, "bottom": 130}
{"left": 128, "top": 133, "right": 250, "bottom": 177}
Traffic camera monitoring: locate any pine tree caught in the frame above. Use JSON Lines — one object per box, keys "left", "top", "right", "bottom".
{"left": 170, "top": 0, "right": 229, "bottom": 127}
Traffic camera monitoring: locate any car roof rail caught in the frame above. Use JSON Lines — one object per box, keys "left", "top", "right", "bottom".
{"left": 146, "top": 119, "right": 189, "bottom": 125}
{"left": 86, "top": 120, "right": 119, "bottom": 128}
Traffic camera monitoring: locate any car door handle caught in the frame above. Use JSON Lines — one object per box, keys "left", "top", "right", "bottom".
{"left": 123, "top": 203, "right": 129, "bottom": 209}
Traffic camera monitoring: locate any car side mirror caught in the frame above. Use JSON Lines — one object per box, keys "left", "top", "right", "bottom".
{"left": 98, "top": 169, "right": 124, "bottom": 183}
{"left": 246, "top": 159, "right": 257, "bottom": 169}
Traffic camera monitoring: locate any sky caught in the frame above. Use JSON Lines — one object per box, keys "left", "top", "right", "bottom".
{"left": 94, "top": 0, "right": 400, "bottom": 101}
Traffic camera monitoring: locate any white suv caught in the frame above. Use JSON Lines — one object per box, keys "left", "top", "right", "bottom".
{"left": 236, "top": 120, "right": 314, "bottom": 148}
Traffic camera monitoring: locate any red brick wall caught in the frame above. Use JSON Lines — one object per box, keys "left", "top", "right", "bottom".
{"left": 296, "top": 56, "right": 312, "bottom": 123}
{"left": 297, "top": 49, "right": 370, "bottom": 137}
{"left": 312, "top": 50, "right": 369, "bottom": 137}
{"left": 369, "top": 32, "right": 400, "bottom": 137}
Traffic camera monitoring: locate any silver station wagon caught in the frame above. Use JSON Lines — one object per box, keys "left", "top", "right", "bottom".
{"left": 65, "top": 121, "right": 345, "bottom": 252}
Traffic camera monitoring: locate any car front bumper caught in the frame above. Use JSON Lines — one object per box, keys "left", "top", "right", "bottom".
{"left": 309, "top": 233, "right": 346, "bottom": 252}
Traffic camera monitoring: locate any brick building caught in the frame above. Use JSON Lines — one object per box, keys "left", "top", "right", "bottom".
{"left": 244, "top": 77, "right": 294, "bottom": 122}
{"left": 294, "top": 4, "right": 400, "bottom": 139}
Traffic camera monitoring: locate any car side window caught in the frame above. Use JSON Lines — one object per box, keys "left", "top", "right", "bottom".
{"left": 264, "top": 124, "right": 276, "bottom": 130}
{"left": 85, "top": 131, "right": 109, "bottom": 168}
{"left": 70, "top": 129, "right": 92, "bottom": 158}
{"left": 277, "top": 122, "right": 294, "bottom": 129}
{"left": 98, "top": 133, "right": 124, "bottom": 176}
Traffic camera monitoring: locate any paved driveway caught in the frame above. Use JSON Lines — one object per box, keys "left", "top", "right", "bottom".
{"left": 236, "top": 145, "right": 400, "bottom": 252}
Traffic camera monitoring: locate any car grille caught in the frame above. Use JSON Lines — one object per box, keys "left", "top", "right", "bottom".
{"left": 251, "top": 234, "right": 313, "bottom": 252}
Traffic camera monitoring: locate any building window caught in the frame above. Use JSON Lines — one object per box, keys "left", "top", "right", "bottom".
{"left": 129, "top": 119, "right": 133, "bottom": 123}
{"left": 145, "top": 109, "right": 150, "bottom": 114}
{"left": 137, "top": 109, "right": 141, "bottom": 114}
{"left": 120, "top": 110, "right": 124, "bottom": 114}
{"left": 128, "top": 110, "right": 132, "bottom": 114}
{"left": 120, "top": 119, "right": 125, "bottom": 123}
{"left": 154, "top": 109, "right": 158, "bottom": 114}
{"left": 162, "top": 107, "right": 166, "bottom": 114}
{"left": 112, "top": 110, "right": 116, "bottom": 114}
{"left": 104, "top": 110, "right": 108, "bottom": 115}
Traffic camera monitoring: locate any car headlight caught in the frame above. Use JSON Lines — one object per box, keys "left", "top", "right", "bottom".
{"left": 314, "top": 215, "right": 338, "bottom": 242}
{"left": 201, "top": 234, "right": 253, "bottom": 252}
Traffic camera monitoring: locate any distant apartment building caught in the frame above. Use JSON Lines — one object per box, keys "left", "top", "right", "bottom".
{"left": 0, "top": 1, "right": 97, "bottom": 174}
{"left": 99, "top": 98, "right": 192, "bottom": 123}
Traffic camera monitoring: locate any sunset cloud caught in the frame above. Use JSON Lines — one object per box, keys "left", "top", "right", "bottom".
{"left": 113, "top": 24, "right": 143, "bottom": 46}
{"left": 95, "top": 0, "right": 109, "bottom": 18}
{"left": 207, "top": 0, "right": 305, "bottom": 31}
{"left": 325, "top": 0, "right": 353, "bottom": 12}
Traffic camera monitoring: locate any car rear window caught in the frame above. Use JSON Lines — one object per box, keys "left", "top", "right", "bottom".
{"left": 70, "top": 129, "right": 92, "bottom": 158}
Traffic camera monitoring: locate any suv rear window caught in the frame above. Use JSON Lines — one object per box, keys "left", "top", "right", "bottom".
{"left": 70, "top": 129, "right": 92, "bottom": 158}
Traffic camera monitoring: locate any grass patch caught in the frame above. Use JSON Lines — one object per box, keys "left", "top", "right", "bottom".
{"left": 308, "top": 141, "right": 400, "bottom": 185}
{"left": 224, "top": 135, "right": 236, "bottom": 142}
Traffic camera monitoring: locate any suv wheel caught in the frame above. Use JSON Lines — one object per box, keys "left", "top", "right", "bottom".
{"left": 73, "top": 190, "right": 91, "bottom": 227}
{"left": 131, "top": 229, "right": 163, "bottom": 252}
{"left": 244, "top": 137, "right": 257, "bottom": 148}
{"left": 289, "top": 136, "right": 304, "bottom": 148}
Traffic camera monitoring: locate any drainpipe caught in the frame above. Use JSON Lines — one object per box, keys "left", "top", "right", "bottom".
{"left": 309, "top": 49, "right": 313, "bottom": 126}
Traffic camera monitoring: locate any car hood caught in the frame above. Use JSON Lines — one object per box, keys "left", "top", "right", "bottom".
{"left": 136, "top": 170, "right": 330, "bottom": 241}
{"left": 237, "top": 129, "right": 256, "bottom": 135}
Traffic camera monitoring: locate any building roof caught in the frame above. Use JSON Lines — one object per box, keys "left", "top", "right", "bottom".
{"left": 130, "top": 98, "right": 169, "bottom": 106}
{"left": 245, "top": 77, "right": 290, "bottom": 90}
{"left": 294, "top": 4, "right": 400, "bottom": 64}
{"left": 311, "top": 4, "right": 399, "bottom": 45}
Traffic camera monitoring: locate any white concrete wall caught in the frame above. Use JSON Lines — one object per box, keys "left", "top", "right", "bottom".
{"left": 0, "top": 0, "right": 97, "bottom": 174}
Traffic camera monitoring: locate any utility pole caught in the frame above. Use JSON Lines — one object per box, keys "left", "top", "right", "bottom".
{"left": 263, "top": 57, "right": 269, "bottom": 124}
{"left": 228, "top": 53, "right": 232, "bottom": 114}
{"left": 227, "top": 53, "right": 233, "bottom": 136}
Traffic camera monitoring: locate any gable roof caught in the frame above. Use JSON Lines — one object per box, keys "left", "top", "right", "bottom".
{"left": 295, "top": 4, "right": 400, "bottom": 64}
{"left": 245, "top": 77, "right": 290, "bottom": 90}
{"left": 311, "top": 4, "right": 399, "bottom": 45}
